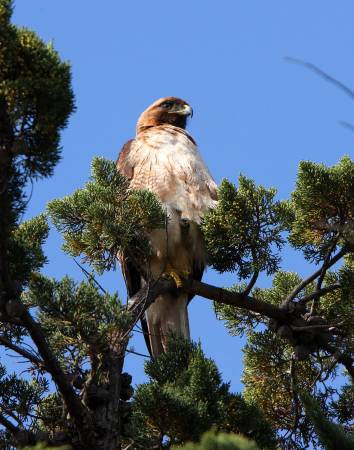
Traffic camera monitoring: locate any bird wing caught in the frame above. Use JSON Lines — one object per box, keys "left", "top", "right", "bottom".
{"left": 116, "top": 139, "right": 152, "bottom": 355}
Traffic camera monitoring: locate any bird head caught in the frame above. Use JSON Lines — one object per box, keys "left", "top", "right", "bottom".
{"left": 136, "top": 97, "right": 193, "bottom": 134}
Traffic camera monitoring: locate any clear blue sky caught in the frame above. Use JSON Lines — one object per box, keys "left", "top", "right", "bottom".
{"left": 8, "top": 1, "right": 354, "bottom": 391}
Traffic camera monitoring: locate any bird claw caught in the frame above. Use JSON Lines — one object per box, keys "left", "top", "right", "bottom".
{"left": 162, "top": 270, "right": 190, "bottom": 288}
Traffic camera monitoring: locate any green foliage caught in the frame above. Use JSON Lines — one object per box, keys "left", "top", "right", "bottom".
{"left": 317, "top": 270, "right": 354, "bottom": 340}
{"left": 13, "top": 276, "right": 132, "bottom": 444}
{"left": 128, "top": 337, "right": 275, "bottom": 449}
{"left": 300, "top": 391, "right": 354, "bottom": 450}
{"left": 0, "top": 6, "right": 353, "bottom": 448}
{"left": 36, "top": 393, "right": 66, "bottom": 436}
{"left": 8, "top": 214, "right": 49, "bottom": 286}
{"left": 0, "top": 1, "right": 13, "bottom": 25}
{"left": 0, "top": 0, "right": 74, "bottom": 179}
{"left": 214, "top": 283, "right": 262, "bottom": 337}
{"left": 289, "top": 156, "right": 354, "bottom": 260}
{"left": 331, "top": 383, "right": 354, "bottom": 425}
{"left": 48, "top": 157, "right": 165, "bottom": 273}
{"left": 226, "top": 270, "right": 354, "bottom": 448}
{"left": 0, "top": 362, "right": 48, "bottom": 428}
{"left": 243, "top": 330, "right": 315, "bottom": 424}
{"left": 25, "top": 275, "right": 130, "bottom": 356}
{"left": 202, "top": 176, "right": 289, "bottom": 278}
{"left": 175, "top": 430, "right": 259, "bottom": 450}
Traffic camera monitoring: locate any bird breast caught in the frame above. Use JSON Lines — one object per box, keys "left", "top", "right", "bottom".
{"left": 127, "top": 125, "right": 217, "bottom": 223}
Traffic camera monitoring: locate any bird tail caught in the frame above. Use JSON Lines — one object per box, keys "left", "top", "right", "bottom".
{"left": 145, "top": 292, "right": 190, "bottom": 358}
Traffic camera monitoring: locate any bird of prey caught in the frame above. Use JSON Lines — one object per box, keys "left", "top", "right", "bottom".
{"left": 117, "top": 97, "right": 217, "bottom": 357}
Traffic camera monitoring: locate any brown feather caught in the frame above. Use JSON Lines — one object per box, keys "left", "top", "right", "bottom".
{"left": 136, "top": 97, "right": 192, "bottom": 136}
{"left": 116, "top": 139, "right": 135, "bottom": 179}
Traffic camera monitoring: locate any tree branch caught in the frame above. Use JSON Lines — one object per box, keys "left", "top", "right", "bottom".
{"left": 128, "top": 276, "right": 289, "bottom": 326}
{"left": 310, "top": 238, "right": 339, "bottom": 315}
{"left": 127, "top": 275, "right": 353, "bottom": 378}
{"left": 0, "top": 335, "right": 44, "bottom": 368}
{"left": 284, "top": 57, "right": 354, "bottom": 101}
{"left": 189, "top": 279, "right": 289, "bottom": 322}
{"left": 0, "top": 411, "right": 19, "bottom": 435}
{"left": 243, "top": 269, "right": 259, "bottom": 296}
{"left": 299, "top": 284, "right": 341, "bottom": 304}
{"left": 283, "top": 248, "right": 346, "bottom": 305}
{"left": 322, "top": 343, "right": 354, "bottom": 379}
{"left": 20, "top": 310, "right": 96, "bottom": 447}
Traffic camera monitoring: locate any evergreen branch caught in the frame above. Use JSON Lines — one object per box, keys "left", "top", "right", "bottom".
{"left": 128, "top": 276, "right": 353, "bottom": 377}
{"left": 0, "top": 334, "right": 44, "bottom": 368}
{"left": 300, "top": 391, "right": 354, "bottom": 450}
{"left": 20, "top": 309, "right": 97, "bottom": 447}
{"left": 283, "top": 248, "right": 346, "bottom": 305}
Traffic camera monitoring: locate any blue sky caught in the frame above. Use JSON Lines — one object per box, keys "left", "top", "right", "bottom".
{"left": 8, "top": 1, "right": 354, "bottom": 391}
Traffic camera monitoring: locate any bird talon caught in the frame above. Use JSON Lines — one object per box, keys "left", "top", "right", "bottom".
{"left": 162, "top": 270, "right": 189, "bottom": 288}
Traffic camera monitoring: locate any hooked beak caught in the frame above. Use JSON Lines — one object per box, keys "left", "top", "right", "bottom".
{"left": 168, "top": 103, "right": 193, "bottom": 118}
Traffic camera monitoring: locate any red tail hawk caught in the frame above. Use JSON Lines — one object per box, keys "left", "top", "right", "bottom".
{"left": 117, "top": 97, "right": 217, "bottom": 357}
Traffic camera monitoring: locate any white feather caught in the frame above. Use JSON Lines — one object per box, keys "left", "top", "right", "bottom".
{"left": 127, "top": 125, "right": 217, "bottom": 223}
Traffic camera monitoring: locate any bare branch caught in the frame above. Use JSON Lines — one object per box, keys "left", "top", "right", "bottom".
{"left": 126, "top": 348, "right": 150, "bottom": 358}
{"left": 339, "top": 120, "right": 354, "bottom": 132}
{"left": 290, "top": 322, "right": 343, "bottom": 332}
{"left": 311, "top": 356, "right": 338, "bottom": 388}
{"left": 189, "top": 279, "right": 289, "bottom": 322}
{"left": 299, "top": 284, "right": 341, "bottom": 304}
{"left": 243, "top": 269, "right": 259, "bottom": 296}
{"left": 73, "top": 258, "right": 107, "bottom": 295}
{"left": 283, "top": 248, "right": 346, "bottom": 305}
{"left": 310, "top": 240, "right": 338, "bottom": 316}
{"left": 284, "top": 57, "right": 354, "bottom": 100}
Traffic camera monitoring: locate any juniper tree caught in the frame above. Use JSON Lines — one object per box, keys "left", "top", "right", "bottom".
{"left": 0, "top": 1, "right": 353, "bottom": 450}
{"left": 123, "top": 337, "right": 275, "bottom": 449}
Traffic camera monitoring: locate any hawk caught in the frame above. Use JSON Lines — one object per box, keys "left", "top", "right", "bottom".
{"left": 117, "top": 97, "right": 217, "bottom": 357}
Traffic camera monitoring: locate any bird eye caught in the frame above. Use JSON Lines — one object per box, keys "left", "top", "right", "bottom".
{"left": 161, "top": 101, "right": 174, "bottom": 109}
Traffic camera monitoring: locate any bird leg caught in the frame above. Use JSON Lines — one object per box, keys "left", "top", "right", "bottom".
{"left": 162, "top": 263, "right": 190, "bottom": 288}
